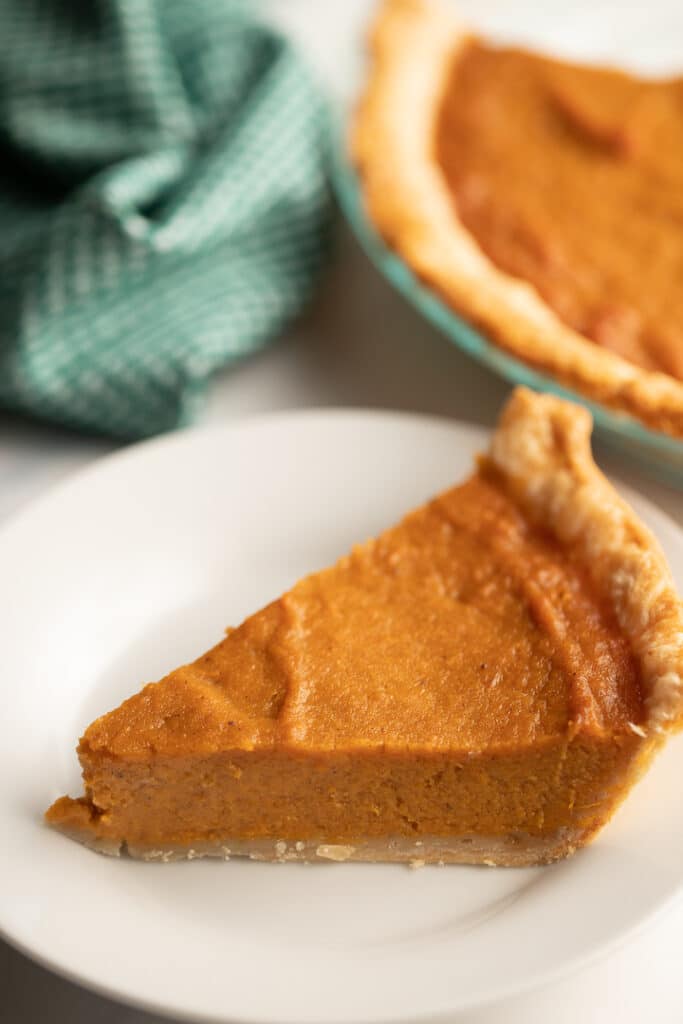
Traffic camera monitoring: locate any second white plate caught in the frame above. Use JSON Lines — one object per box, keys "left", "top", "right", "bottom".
{"left": 1, "top": 409, "right": 682, "bottom": 1024}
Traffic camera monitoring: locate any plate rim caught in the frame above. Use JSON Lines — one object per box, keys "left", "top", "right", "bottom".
{"left": 1, "top": 405, "right": 683, "bottom": 1024}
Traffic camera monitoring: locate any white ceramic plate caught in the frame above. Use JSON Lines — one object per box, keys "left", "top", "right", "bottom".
{"left": 1, "top": 409, "right": 682, "bottom": 1024}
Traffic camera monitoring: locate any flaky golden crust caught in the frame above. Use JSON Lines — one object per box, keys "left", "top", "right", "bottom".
{"left": 351, "top": 0, "right": 683, "bottom": 438}
{"left": 489, "top": 389, "right": 683, "bottom": 732}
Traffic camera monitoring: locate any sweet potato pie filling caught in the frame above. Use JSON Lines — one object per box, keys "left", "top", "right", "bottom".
{"left": 436, "top": 41, "right": 683, "bottom": 378}
{"left": 47, "top": 466, "right": 648, "bottom": 853}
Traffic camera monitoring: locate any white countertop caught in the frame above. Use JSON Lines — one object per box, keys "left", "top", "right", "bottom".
{"left": 3, "top": 2, "right": 683, "bottom": 1021}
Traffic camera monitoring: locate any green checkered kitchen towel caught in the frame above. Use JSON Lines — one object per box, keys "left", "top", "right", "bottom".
{"left": 0, "top": 0, "right": 331, "bottom": 438}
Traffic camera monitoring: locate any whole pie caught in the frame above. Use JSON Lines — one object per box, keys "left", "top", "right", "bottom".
{"left": 352, "top": 0, "right": 683, "bottom": 437}
{"left": 46, "top": 388, "right": 683, "bottom": 865}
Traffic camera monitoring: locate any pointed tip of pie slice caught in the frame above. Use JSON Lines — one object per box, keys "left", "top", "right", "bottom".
{"left": 44, "top": 796, "right": 123, "bottom": 856}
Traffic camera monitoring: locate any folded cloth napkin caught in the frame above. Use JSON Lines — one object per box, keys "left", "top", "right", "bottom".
{"left": 0, "top": 0, "right": 331, "bottom": 438}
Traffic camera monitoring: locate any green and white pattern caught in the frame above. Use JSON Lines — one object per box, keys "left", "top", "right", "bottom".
{"left": 0, "top": 0, "right": 331, "bottom": 438}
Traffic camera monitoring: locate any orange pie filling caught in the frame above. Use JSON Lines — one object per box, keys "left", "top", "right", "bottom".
{"left": 47, "top": 468, "right": 651, "bottom": 857}
{"left": 436, "top": 41, "right": 683, "bottom": 379}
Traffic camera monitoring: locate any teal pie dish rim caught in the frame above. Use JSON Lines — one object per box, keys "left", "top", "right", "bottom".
{"left": 332, "top": 132, "right": 683, "bottom": 490}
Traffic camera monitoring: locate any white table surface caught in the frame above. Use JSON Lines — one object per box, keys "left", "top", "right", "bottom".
{"left": 2, "top": 2, "right": 683, "bottom": 1021}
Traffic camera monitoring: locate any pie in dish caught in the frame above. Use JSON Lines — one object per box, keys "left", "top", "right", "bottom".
{"left": 352, "top": 0, "right": 683, "bottom": 438}
{"left": 46, "top": 388, "right": 683, "bottom": 866}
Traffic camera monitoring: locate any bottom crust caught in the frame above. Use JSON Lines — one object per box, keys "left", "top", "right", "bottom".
{"left": 50, "top": 826, "right": 584, "bottom": 867}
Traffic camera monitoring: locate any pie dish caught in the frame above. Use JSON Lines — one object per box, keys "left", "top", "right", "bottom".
{"left": 46, "top": 388, "right": 683, "bottom": 866}
{"left": 352, "top": 0, "right": 683, "bottom": 438}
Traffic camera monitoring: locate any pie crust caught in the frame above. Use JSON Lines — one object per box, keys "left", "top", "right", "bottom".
{"left": 351, "top": 0, "right": 683, "bottom": 438}
{"left": 487, "top": 388, "right": 683, "bottom": 732}
{"left": 51, "top": 822, "right": 584, "bottom": 867}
